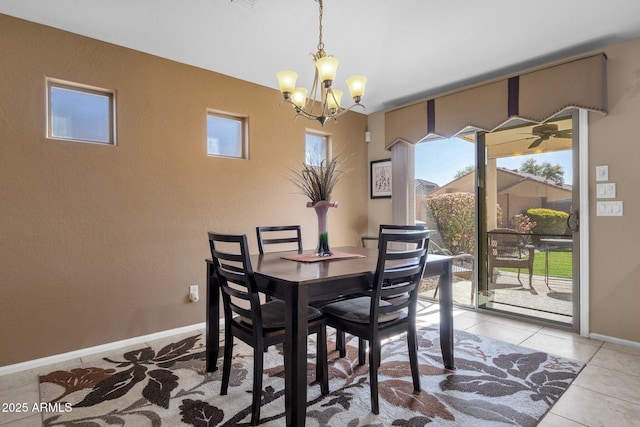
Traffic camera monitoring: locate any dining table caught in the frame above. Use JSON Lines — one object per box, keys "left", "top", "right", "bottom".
{"left": 205, "top": 245, "right": 455, "bottom": 427}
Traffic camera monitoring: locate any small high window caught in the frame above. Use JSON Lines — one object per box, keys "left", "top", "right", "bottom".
{"left": 305, "top": 132, "right": 330, "bottom": 166}
{"left": 207, "top": 111, "right": 248, "bottom": 159}
{"left": 47, "top": 79, "right": 115, "bottom": 145}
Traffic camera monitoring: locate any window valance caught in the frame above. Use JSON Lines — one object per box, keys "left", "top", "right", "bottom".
{"left": 385, "top": 53, "right": 607, "bottom": 149}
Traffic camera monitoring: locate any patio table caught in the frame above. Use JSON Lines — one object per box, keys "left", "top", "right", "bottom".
{"left": 540, "top": 238, "right": 573, "bottom": 289}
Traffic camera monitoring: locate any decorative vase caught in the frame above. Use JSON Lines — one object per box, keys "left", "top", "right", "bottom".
{"left": 307, "top": 200, "right": 338, "bottom": 257}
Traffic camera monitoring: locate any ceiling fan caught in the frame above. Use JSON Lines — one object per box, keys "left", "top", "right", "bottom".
{"left": 526, "top": 123, "right": 572, "bottom": 148}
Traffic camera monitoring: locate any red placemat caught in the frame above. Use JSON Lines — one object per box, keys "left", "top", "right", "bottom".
{"left": 281, "top": 251, "right": 366, "bottom": 263}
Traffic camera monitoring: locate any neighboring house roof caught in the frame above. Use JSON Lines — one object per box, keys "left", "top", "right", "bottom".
{"left": 427, "top": 167, "right": 572, "bottom": 200}
{"left": 415, "top": 178, "right": 439, "bottom": 196}
{"left": 416, "top": 178, "right": 438, "bottom": 188}
{"left": 497, "top": 168, "right": 572, "bottom": 193}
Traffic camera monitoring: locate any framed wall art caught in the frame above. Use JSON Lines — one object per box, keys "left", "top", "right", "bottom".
{"left": 370, "top": 158, "right": 392, "bottom": 199}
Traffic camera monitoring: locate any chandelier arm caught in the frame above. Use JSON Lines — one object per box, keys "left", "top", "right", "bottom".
{"left": 304, "top": 65, "right": 321, "bottom": 117}
{"left": 333, "top": 102, "right": 366, "bottom": 118}
{"left": 280, "top": 98, "right": 323, "bottom": 121}
{"left": 281, "top": 97, "right": 365, "bottom": 122}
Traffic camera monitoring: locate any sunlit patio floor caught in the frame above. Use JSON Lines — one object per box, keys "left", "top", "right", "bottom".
{"left": 420, "top": 270, "right": 573, "bottom": 324}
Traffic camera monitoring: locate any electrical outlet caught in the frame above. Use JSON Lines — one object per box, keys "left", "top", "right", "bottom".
{"left": 189, "top": 285, "right": 199, "bottom": 302}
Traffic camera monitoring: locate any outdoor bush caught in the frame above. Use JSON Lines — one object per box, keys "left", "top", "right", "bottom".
{"left": 526, "top": 208, "right": 569, "bottom": 236}
{"left": 510, "top": 214, "right": 536, "bottom": 234}
{"left": 425, "top": 192, "right": 476, "bottom": 254}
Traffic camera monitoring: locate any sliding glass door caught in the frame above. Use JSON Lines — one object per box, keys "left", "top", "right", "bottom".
{"left": 477, "top": 113, "right": 580, "bottom": 329}
{"left": 416, "top": 112, "right": 581, "bottom": 330}
{"left": 416, "top": 135, "right": 477, "bottom": 307}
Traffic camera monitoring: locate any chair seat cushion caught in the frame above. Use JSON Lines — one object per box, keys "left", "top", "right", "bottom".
{"left": 383, "top": 292, "right": 410, "bottom": 306}
{"left": 240, "top": 300, "right": 323, "bottom": 329}
{"left": 322, "top": 296, "right": 402, "bottom": 324}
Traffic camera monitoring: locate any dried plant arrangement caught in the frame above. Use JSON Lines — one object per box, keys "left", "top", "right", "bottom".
{"left": 289, "top": 154, "right": 347, "bottom": 204}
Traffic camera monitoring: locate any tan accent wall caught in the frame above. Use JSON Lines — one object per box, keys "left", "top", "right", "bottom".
{"left": 588, "top": 37, "right": 640, "bottom": 342}
{"left": 0, "top": 14, "right": 368, "bottom": 366}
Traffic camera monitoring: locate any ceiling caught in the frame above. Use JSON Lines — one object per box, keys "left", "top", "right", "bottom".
{"left": 484, "top": 118, "right": 572, "bottom": 159}
{"left": 3, "top": 0, "right": 640, "bottom": 114}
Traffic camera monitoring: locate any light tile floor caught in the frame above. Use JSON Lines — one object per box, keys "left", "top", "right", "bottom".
{"left": 2, "top": 304, "right": 640, "bottom": 426}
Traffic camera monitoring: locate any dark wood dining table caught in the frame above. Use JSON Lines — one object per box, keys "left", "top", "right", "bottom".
{"left": 205, "top": 246, "right": 455, "bottom": 427}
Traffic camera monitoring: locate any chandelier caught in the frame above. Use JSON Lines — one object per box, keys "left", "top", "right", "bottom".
{"left": 276, "top": 0, "right": 367, "bottom": 126}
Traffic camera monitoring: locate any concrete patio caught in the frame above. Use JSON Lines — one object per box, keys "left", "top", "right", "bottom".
{"left": 420, "top": 270, "right": 573, "bottom": 324}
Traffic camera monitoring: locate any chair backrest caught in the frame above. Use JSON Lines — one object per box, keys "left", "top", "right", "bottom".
{"left": 362, "top": 224, "right": 427, "bottom": 248}
{"left": 370, "top": 230, "right": 430, "bottom": 324}
{"left": 208, "top": 232, "right": 264, "bottom": 331}
{"left": 361, "top": 236, "right": 378, "bottom": 248}
{"left": 379, "top": 224, "right": 426, "bottom": 233}
{"left": 488, "top": 228, "right": 528, "bottom": 259}
{"left": 256, "top": 225, "right": 303, "bottom": 254}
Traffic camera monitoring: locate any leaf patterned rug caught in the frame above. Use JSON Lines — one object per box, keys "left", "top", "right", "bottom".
{"left": 39, "top": 326, "right": 583, "bottom": 426}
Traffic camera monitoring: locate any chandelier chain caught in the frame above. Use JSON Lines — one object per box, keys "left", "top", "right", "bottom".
{"left": 317, "top": 0, "right": 324, "bottom": 53}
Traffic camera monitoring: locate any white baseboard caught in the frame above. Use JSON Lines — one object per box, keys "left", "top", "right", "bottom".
{"left": 0, "top": 321, "right": 218, "bottom": 376}
{"left": 589, "top": 332, "right": 640, "bottom": 350}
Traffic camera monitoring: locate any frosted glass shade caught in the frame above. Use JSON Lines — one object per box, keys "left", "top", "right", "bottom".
{"left": 291, "top": 87, "right": 308, "bottom": 108}
{"left": 346, "top": 75, "right": 367, "bottom": 100}
{"left": 316, "top": 56, "right": 339, "bottom": 84}
{"left": 327, "top": 89, "right": 343, "bottom": 110}
{"left": 276, "top": 70, "right": 298, "bottom": 94}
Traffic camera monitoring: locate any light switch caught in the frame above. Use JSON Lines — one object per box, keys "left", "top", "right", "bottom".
{"left": 597, "top": 201, "right": 623, "bottom": 216}
{"left": 596, "top": 165, "right": 609, "bottom": 181}
{"left": 596, "top": 183, "right": 616, "bottom": 198}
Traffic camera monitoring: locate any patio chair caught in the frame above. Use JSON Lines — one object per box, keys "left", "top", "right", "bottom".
{"left": 487, "top": 228, "right": 535, "bottom": 288}
{"left": 425, "top": 229, "right": 475, "bottom": 302}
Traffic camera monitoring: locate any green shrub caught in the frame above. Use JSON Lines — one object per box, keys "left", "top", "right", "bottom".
{"left": 425, "top": 192, "right": 476, "bottom": 254}
{"left": 526, "top": 208, "right": 569, "bottom": 236}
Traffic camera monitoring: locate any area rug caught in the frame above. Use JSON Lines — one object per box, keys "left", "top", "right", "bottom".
{"left": 39, "top": 326, "right": 583, "bottom": 426}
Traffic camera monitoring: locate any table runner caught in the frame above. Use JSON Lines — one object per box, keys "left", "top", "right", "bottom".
{"left": 281, "top": 251, "right": 366, "bottom": 263}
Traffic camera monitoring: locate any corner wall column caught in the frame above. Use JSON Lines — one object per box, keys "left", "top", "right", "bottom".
{"left": 391, "top": 140, "right": 415, "bottom": 225}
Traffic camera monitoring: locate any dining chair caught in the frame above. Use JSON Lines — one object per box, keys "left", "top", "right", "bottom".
{"left": 255, "top": 225, "right": 352, "bottom": 355}
{"left": 321, "top": 229, "right": 430, "bottom": 414}
{"left": 255, "top": 225, "right": 303, "bottom": 303}
{"left": 351, "top": 224, "right": 427, "bottom": 363}
{"left": 361, "top": 224, "right": 426, "bottom": 248}
{"left": 256, "top": 225, "right": 303, "bottom": 254}
{"left": 208, "top": 232, "right": 329, "bottom": 426}
{"left": 380, "top": 223, "right": 426, "bottom": 233}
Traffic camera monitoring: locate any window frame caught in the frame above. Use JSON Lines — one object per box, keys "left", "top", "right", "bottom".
{"left": 46, "top": 78, "right": 116, "bottom": 145}
{"left": 305, "top": 130, "right": 332, "bottom": 167}
{"left": 206, "top": 109, "right": 249, "bottom": 159}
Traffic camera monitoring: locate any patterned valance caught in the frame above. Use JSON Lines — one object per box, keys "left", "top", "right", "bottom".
{"left": 385, "top": 53, "right": 607, "bottom": 148}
